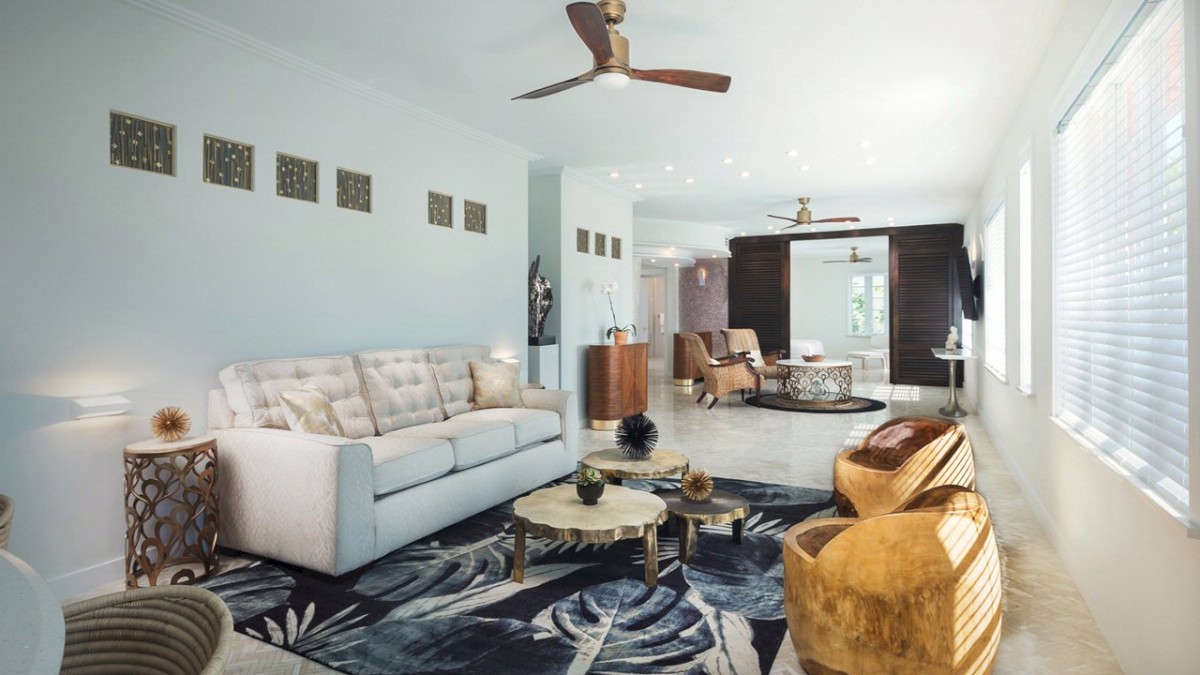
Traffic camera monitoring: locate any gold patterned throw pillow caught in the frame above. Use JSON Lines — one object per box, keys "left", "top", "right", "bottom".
{"left": 278, "top": 385, "right": 346, "bottom": 436}
{"left": 469, "top": 360, "right": 524, "bottom": 410}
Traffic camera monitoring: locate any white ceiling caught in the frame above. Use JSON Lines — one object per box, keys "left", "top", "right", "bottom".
{"left": 173, "top": 0, "right": 1068, "bottom": 234}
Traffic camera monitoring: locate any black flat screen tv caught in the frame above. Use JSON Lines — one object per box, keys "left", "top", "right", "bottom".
{"left": 956, "top": 246, "right": 978, "bottom": 320}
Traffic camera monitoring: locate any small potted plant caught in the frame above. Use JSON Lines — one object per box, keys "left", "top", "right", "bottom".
{"left": 576, "top": 467, "right": 605, "bottom": 505}
{"left": 601, "top": 282, "right": 637, "bottom": 344}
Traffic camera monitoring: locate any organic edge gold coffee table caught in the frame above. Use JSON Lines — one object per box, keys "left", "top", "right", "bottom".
{"left": 657, "top": 489, "right": 751, "bottom": 564}
{"left": 512, "top": 484, "right": 668, "bottom": 587}
{"left": 580, "top": 448, "right": 690, "bottom": 485}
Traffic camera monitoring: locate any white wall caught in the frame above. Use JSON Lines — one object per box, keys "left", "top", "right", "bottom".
{"left": 790, "top": 248, "right": 887, "bottom": 360}
{"left": 0, "top": 1, "right": 531, "bottom": 597}
{"left": 964, "top": 0, "right": 1200, "bottom": 671}
{"left": 529, "top": 170, "right": 635, "bottom": 423}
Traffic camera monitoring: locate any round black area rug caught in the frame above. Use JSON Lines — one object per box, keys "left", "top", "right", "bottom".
{"left": 746, "top": 394, "right": 887, "bottom": 413}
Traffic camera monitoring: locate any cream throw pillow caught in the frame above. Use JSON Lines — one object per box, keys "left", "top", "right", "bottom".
{"left": 469, "top": 360, "right": 524, "bottom": 410}
{"left": 278, "top": 385, "right": 346, "bottom": 436}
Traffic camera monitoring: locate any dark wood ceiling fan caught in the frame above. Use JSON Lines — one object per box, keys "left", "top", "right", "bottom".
{"left": 512, "top": 1, "right": 732, "bottom": 100}
{"left": 823, "top": 246, "right": 874, "bottom": 264}
{"left": 769, "top": 197, "right": 861, "bottom": 230}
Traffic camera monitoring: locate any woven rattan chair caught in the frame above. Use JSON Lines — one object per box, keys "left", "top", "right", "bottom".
{"left": 680, "top": 332, "right": 762, "bottom": 408}
{"left": 0, "top": 493, "right": 12, "bottom": 550}
{"left": 61, "top": 584, "right": 233, "bottom": 675}
{"left": 783, "top": 486, "right": 1002, "bottom": 675}
{"left": 721, "top": 328, "right": 784, "bottom": 381}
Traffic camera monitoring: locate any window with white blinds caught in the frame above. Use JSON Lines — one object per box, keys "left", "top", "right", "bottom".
{"left": 1053, "top": 0, "right": 1188, "bottom": 514}
{"left": 984, "top": 205, "right": 1007, "bottom": 379}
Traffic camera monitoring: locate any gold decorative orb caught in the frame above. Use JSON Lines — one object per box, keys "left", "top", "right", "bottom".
{"left": 150, "top": 406, "right": 191, "bottom": 442}
{"left": 681, "top": 469, "right": 715, "bottom": 502}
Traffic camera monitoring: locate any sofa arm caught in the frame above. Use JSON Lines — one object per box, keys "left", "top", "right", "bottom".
{"left": 520, "top": 388, "right": 578, "bottom": 458}
{"left": 212, "top": 428, "right": 375, "bottom": 576}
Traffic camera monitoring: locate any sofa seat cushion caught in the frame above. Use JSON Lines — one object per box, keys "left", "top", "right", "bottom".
{"left": 454, "top": 408, "right": 560, "bottom": 448}
{"left": 386, "top": 417, "right": 516, "bottom": 470}
{"left": 361, "top": 436, "right": 455, "bottom": 496}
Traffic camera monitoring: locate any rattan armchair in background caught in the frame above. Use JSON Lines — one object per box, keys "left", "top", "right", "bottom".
{"left": 61, "top": 584, "right": 233, "bottom": 675}
{"left": 0, "top": 493, "right": 12, "bottom": 550}
{"left": 721, "top": 328, "right": 784, "bottom": 381}
{"left": 680, "top": 332, "right": 762, "bottom": 409}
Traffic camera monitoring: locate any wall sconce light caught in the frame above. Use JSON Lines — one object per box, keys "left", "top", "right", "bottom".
{"left": 72, "top": 395, "right": 132, "bottom": 420}
{"left": 697, "top": 266, "right": 708, "bottom": 287}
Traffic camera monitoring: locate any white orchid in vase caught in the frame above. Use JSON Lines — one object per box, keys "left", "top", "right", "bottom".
{"left": 600, "top": 281, "right": 637, "bottom": 341}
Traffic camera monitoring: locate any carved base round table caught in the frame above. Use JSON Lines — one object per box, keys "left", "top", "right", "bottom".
{"left": 775, "top": 359, "right": 854, "bottom": 409}
{"left": 512, "top": 484, "right": 667, "bottom": 586}
{"left": 580, "top": 448, "right": 690, "bottom": 485}
{"left": 124, "top": 436, "right": 219, "bottom": 588}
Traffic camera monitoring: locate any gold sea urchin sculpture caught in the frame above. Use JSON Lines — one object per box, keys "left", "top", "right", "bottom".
{"left": 150, "top": 406, "right": 191, "bottom": 442}
{"left": 681, "top": 469, "right": 715, "bottom": 502}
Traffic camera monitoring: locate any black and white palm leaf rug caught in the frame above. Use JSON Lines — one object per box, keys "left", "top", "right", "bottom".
{"left": 199, "top": 477, "right": 835, "bottom": 674}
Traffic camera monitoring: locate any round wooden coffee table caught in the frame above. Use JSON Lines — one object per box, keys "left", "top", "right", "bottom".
{"left": 657, "top": 489, "right": 750, "bottom": 564}
{"left": 580, "top": 448, "right": 690, "bottom": 485}
{"left": 512, "top": 484, "right": 667, "bottom": 586}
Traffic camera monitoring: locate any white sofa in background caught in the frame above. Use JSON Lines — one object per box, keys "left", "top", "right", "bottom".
{"left": 207, "top": 344, "right": 577, "bottom": 576}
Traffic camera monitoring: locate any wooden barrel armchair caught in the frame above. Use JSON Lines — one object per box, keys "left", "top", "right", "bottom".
{"left": 834, "top": 416, "right": 975, "bottom": 517}
{"left": 679, "top": 332, "right": 762, "bottom": 409}
{"left": 0, "top": 493, "right": 12, "bottom": 550}
{"left": 721, "top": 328, "right": 784, "bottom": 381}
{"left": 783, "top": 486, "right": 1003, "bottom": 675}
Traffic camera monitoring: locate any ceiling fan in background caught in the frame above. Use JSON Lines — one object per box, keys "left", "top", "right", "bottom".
{"left": 512, "top": 1, "right": 732, "bottom": 100}
{"left": 768, "top": 197, "right": 861, "bottom": 230}
{"left": 823, "top": 247, "right": 874, "bottom": 264}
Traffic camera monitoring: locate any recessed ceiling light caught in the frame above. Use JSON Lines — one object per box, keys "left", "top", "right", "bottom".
{"left": 740, "top": 171, "right": 751, "bottom": 178}
{"left": 664, "top": 165, "right": 675, "bottom": 172}
{"left": 685, "top": 178, "right": 695, "bottom": 184}
{"left": 800, "top": 165, "right": 811, "bottom": 171}
{"left": 810, "top": 226, "right": 817, "bottom": 232}
{"left": 609, "top": 171, "right": 620, "bottom": 178}
{"left": 634, "top": 183, "right": 644, "bottom": 189}
{"left": 767, "top": 225, "right": 775, "bottom": 231}
{"left": 674, "top": 263, "right": 680, "bottom": 267}
{"left": 650, "top": 258, "right": 656, "bottom": 262}
{"left": 865, "top": 157, "right": 876, "bottom": 165}
{"left": 668, "top": 247, "right": 675, "bottom": 251}
{"left": 859, "top": 140, "right": 872, "bottom": 149}
{"left": 740, "top": 231, "right": 747, "bottom": 236}
{"left": 848, "top": 224, "right": 856, "bottom": 229}
{"left": 722, "top": 157, "right": 734, "bottom": 164}
{"left": 711, "top": 254, "right": 717, "bottom": 258}
{"left": 786, "top": 150, "right": 799, "bottom": 157}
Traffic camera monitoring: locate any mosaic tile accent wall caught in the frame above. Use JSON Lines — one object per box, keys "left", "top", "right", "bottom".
{"left": 680, "top": 259, "right": 730, "bottom": 356}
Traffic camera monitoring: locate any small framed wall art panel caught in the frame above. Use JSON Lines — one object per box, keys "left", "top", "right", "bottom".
{"left": 203, "top": 134, "right": 253, "bottom": 191}
{"left": 595, "top": 232, "right": 606, "bottom": 257}
{"left": 428, "top": 191, "right": 452, "bottom": 228}
{"left": 464, "top": 200, "right": 487, "bottom": 234}
{"left": 276, "top": 152, "right": 318, "bottom": 203}
{"left": 109, "top": 110, "right": 174, "bottom": 176}
{"left": 612, "top": 237, "right": 622, "bottom": 260}
{"left": 576, "top": 228, "right": 589, "bottom": 253}
{"left": 337, "top": 168, "right": 371, "bottom": 213}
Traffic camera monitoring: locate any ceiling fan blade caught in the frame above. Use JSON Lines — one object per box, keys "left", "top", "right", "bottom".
{"left": 822, "top": 260, "right": 849, "bottom": 264}
{"left": 512, "top": 73, "right": 593, "bottom": 100}
{"left": 768, "top": 214, "right": 799, "bottom": 223}
{"left": 630, "top": 68, "right": 732, "bottom": 93}
{"left": 566, "top": 2, "right": 614, "bottom": 65}
{"left": 810, "top": 216, "right": 861, "bottom": 223}
{"left": 859, "top": 257, "right": 874, "bottom": 263}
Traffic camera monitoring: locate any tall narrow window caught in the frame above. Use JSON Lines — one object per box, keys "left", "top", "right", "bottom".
{"left": 1054, "top": 0, "right": 1188, "bottom": 515}
{"left": 983, "top": 204, "right": 1007, "bottom": 379}
{"left": 848, "top": 274, "right": 887, "bottom": 335}
{"left": 1018, "top": 158, "right": 1033, "bottom": 393}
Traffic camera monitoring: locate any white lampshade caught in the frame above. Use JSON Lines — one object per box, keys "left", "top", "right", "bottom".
{"left": 594, "top": 71, "right": 630, "bottom": 91}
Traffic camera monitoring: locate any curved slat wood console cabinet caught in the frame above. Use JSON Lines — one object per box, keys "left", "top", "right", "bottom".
{"left": 588, "top": 343, "right": 648, "bottom": 430}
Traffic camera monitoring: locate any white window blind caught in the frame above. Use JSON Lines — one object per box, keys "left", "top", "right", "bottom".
{"left": 1018, "top": 159, "right": 1033, "bottom": 393}
{"left": 848, "top": 274, "right": 887, "bottom": 336}
{"left": 1053, "top": 0, "right": 1188, "bottom": 514}
{"left": 984, "top": 205, "right": 1007, "bottom": 378}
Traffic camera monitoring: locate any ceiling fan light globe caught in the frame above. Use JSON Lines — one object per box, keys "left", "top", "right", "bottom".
{"left": 594, "top": 71, "right": 631, "bottom": 90}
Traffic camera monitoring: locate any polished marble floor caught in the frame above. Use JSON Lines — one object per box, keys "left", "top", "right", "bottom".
{"left": 77, "top": 360, "right": 1122, "bottom": 674}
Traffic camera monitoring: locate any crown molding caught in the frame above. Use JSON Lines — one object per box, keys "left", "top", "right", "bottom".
{"left": 118, "top": 0, "right": 542, "bottom": 162}
{"left": 528, "top": 166, "right": 643, "bottom": 202}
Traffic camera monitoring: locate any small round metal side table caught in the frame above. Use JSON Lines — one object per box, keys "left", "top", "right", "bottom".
{"left": 123, "top": 435, "right": 219, "bottom": 588}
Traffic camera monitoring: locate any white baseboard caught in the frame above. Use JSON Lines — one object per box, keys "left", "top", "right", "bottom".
{"left": 48, "top": 556, "right": 124, "bottom": 603}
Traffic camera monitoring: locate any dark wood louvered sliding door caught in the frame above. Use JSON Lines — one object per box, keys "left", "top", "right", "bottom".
{"left": 890, "top": 230, "right": 961, "bottom": 386}
{"left": 728, "top": 240, "right": 790, "bottom": 354}
{"left": 729, "top": 224, "right": 963, "bottom": 386}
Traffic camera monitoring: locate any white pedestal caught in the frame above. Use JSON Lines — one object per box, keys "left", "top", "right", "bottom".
{"left": 528, "top": 344, "right": 560, "bottom": 389}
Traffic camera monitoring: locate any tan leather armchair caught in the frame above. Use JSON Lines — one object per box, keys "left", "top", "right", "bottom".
{"left": 721, "top": 328, "right": 784, "bottom": 380}
{"left": 833, "top": 416, "right": 975, "bottom": 517}
{"left": 680, "top": 332, "right": 762, "bottom": 409}
{"left": 783, "top": 486, "right": 1002, "bottom": 675}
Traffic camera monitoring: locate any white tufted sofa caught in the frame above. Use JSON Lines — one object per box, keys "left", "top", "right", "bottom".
{"left": 207, "top": 344, "right": 577, "bottom": 576}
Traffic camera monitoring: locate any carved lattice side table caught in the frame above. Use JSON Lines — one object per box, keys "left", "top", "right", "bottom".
{"left": 123, "top": 436, "right": 219, "bottom": 588}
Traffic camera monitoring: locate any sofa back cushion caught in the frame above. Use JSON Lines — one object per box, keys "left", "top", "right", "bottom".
{"left": 355, "top": 349, "right": 446, "bottom": 434}
{"left": 428, "top": 345, "right": 491, "bottom": 417}
{"left": 217, "top": 355, "right": 376, "bottom": 438}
